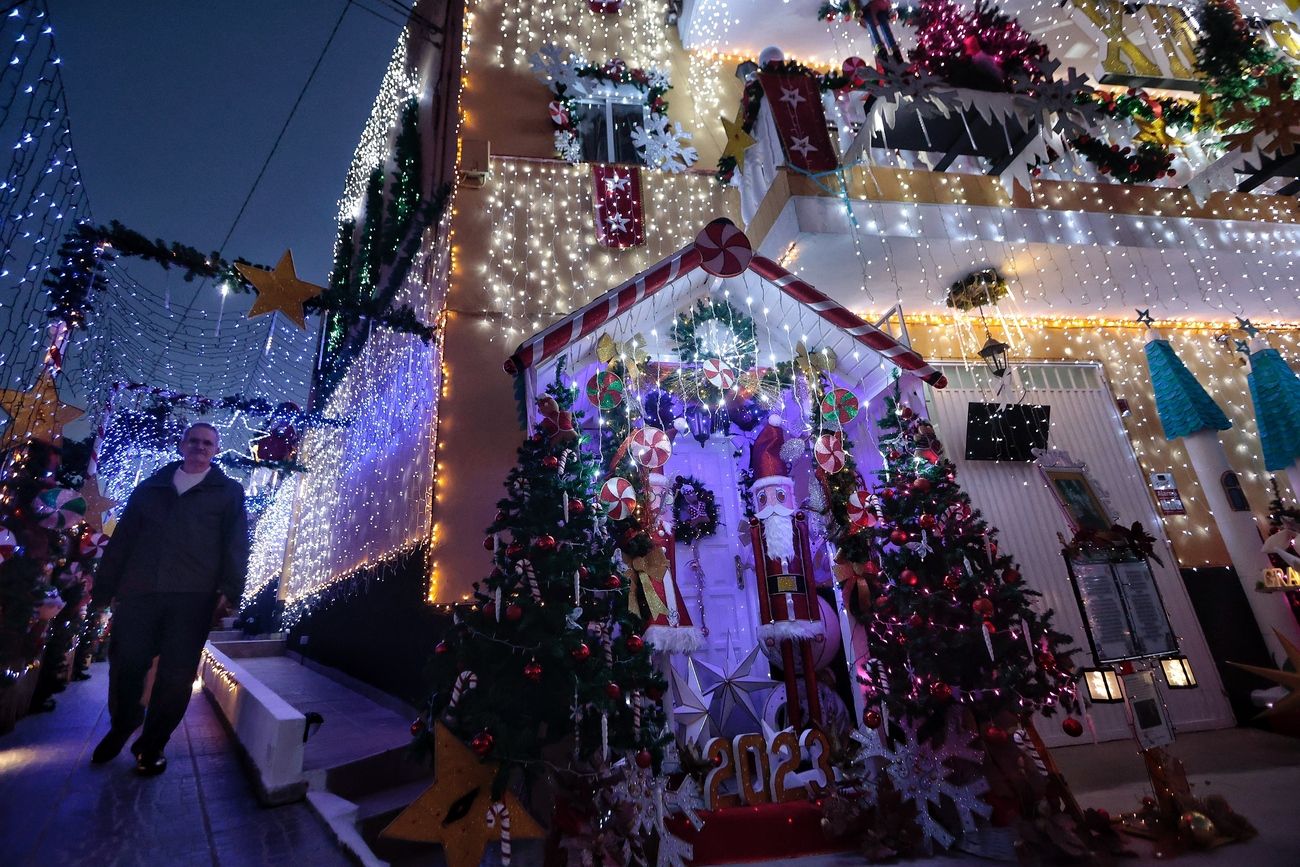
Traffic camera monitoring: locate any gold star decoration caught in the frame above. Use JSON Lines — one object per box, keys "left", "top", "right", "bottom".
{"left": 0, "top": 370, "right": 83, "bottom": 448}
{"left": 78, "top": 477, "right": 118, "bottom": 532}
{"left": 1134, "top": 116, "right": 1185, "bottom": 149}
{"left": 234, "top": 250, "right": 323, "bottom": 329}
{"left": 720, "top": 111, "right": 757, "bottom": 172}
{"left": 380, "top": 723, "right": 545, "bottom": 867}
{"left": 1229, "top": 629, "right": 1300, "bottom": 719}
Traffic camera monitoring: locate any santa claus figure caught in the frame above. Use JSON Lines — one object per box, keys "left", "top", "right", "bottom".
{"left": 748, "top": 417, "right": 823, "bottom": 729}
{"left": 634, "top": 472, "right": 702, "bottom": 654}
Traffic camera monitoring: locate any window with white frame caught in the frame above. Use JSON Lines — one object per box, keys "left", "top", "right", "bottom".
{"left": 575, "top": 96, "right": 648, "bottom": 165}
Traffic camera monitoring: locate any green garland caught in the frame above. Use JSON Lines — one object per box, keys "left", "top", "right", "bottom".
{"left": 668, "top": 298, "right": 757, "bottom": 371}
{"left": 671, "top": 475, "right": 719, "bottom": 544}
{"left": 547, "top": 59, "right": 670, "bottom": 163}
{"left": 946, "top": 268, "right": 1008, "bottom": 311}
{"left": 1071, "top": 136, "right": 1176, "bottom": 184}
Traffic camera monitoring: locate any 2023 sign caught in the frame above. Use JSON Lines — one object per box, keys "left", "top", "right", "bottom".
{"left": 702, "top": 728, "right": 834, "bottom": 810}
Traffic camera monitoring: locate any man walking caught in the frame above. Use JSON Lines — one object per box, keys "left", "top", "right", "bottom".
{"left": 90, "top": 422, "right": 248, "bottom": 775}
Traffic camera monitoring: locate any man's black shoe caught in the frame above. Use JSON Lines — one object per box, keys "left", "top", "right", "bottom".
{"left": 91, "top": 728, "right": 133, "bottom": 764}
{"left": 133, "top": 749, "right": 167, "bottom": 777}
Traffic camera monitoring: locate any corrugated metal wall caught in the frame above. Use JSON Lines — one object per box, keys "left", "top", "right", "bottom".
{"left": 925, "top": 362, "right": 1236, "bottom": 745}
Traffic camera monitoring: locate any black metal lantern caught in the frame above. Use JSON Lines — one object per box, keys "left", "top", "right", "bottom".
{"left": 977, "top": 333, "right": 1011, "bottom": 378}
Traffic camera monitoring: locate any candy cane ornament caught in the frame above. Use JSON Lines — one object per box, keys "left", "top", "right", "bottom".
{"left": 486, "top": 801, "right": 513, "bottom": 865}
{"left": 449, "top": 671, "right": 478, "bottom": 712}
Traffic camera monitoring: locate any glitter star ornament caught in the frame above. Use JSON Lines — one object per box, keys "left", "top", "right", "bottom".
{"left": 381, "top": 723, "right": 544, "bottom": 867}
{"left": 669, "top": 657, "right": 712, "bottom": 745}
{"left": 235, "top": 250, "right": 323, "bottom": 329}
{"left": 78, "top": 477, "right": 119, "bottom": 532}
{"left": 719, "top": 111, "right": 757, "bottom": 171}
{"left": 0, "top": 370, "right": 82, "bottom": 448}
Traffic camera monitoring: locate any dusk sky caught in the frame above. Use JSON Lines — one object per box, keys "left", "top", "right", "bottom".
{"left": 49, "top": 1, "right": 405, "bottom": 291}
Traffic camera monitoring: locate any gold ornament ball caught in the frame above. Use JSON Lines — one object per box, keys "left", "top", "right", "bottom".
{"left": 1177, "top": 811, "right": 1216, "bottom": 846}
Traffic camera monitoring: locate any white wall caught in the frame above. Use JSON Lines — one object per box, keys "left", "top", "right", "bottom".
{"left": 925, "top": 362, "right": 1235, "bottom": 746}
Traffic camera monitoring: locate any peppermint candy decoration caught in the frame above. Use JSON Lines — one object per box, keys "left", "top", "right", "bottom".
{"left": 79, "top": 531, "right": 110, "bottom": 559}
{"left": 33, "top": 488, "right": 86, "bottom": 529}
{"left": 842, "top": 56, "right": 869, "bottom": 85}
{"left": 819, "top": 387, "right": 859, "bottom": 425}
{"left": 847, "top": 489, "right": 879, "bottom": 528}
{"left": 586, "top": 370, "right": 625, "bottom": 410}
{"left": 694, "top": 218, "right": 753, "bottom": 277}
{"left": 702, "top": 358, "right": 736, "bottom": 390}
{"left": 0, "top": 527, "right": 17, "bottom": 563}
{"left": 814, "top": 432, "right": 847, "bottom": 474}
{"left": 599, "top": 477, "right": 637, "bottom": 520}
{"left": 547, "top": 100, "right": 569, "bottom": 127}
{"left": 629, "top": 426, "right": 672, "bottom": 469}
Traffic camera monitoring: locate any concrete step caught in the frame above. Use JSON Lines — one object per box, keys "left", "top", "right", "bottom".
{"left": 323, "top": 741, "right": 433, "bottom": 802}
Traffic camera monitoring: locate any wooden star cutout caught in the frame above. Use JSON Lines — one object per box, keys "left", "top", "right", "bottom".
{"left": 234, "top": 250, "right": 322, "bottom": 329}
{"left": 380, "top": 723, "right": 544, "bottom": 867}
{"left": 78, "top": 477, "right": 118, "bottom": 532}
{"left": 720, "top": 112, "right": 757, "bottom": 172}
{"left": 1229, "top": 630, "right": 1300, "bottom": 719}
{"left": 0, "top": 371, "right": 82, "bottom": 448}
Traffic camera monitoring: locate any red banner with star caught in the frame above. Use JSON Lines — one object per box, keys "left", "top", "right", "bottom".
{"left": 591, "top": 163, "right": 645, "bottom": 248}
{"left": 758, "top": 72, "right": 837, "bottom": 173}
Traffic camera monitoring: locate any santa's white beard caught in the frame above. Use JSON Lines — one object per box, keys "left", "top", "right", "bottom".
{"left": 761, "top": 512, "right": 797, "bottom": 566}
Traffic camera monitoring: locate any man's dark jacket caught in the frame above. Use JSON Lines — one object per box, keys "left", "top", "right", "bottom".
{"left": 95, "top": 461, "right": 249, "bottom": 604}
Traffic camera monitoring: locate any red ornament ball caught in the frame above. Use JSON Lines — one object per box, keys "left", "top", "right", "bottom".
{"left": 542, "top": 455, "right": 559, "bottom": 469}
{"left": 901, "top": 569, "right": 919, "bottom": 587}
{"left": 523, "top": 660, "right": 543, "bottom": 681}
{"left": 874, "top": 595, "right": 891, "bottom": 610}
{"left": 943, "top": 575, "right": 961, "bottom": 592}
{"left": 470, "top": 730, "right": 494, "bottom": 756}
{"left": 983, "top": 724, "right": 1008, "bottom": 744}
{"left": 907, "top": 613, "right": 924, "bottom": 628}
{"left": 434, "top": 641, "right": 449, "bottom": 656}
{"left": 886, "top": 449, "right": 903, "bottom": 461}
{"left": 863, "top": 709, "right": 883, "bottom": 729}
{"left": 578, "top": 566, "right": 589, "bottom": 579}
{"left": 505, "top": 603, "right": 524, "bottom": 622}
{"left": 410, "top": 717, "right": 426, "bottom": 737}
{"left": 900, "top": 406, "right": 914, "bottom": 420}
{"left": 1061, "top": 717, "right": 1084, "bottom": 738}
{"left": 605, "top": 682, "right": 622, "bottom": 700}
{"left": 571, "top": 642, "right": 591, "bottom": 662}
{"left": 929, "top": 681, "right": 952, "bottom": 702}
{"left": 635, "top": 749, "right": 653, "bottom": 769}
{"left": 483, "top": 536, "right": 496, "bottom": 551}
{"left": 646, "top": 685, "right": 665, "bottom": 701}
{"left": 983, "top": 620, "right": 996, "bottom": 633}
{"left": 972, "top": 598, "right": 995, "bottom": 618}
{"left": 604, "top": 574, "right": 622, "bottom": 589}
{"left": 534, "top": 534, "right": 557, "bottom": 553}
{"left": 625, "top": 634, "right": 645, "bottom": 653}
{"left": 862, "top": 560, "right": 881, "bottom": 576}
{"left": 919, "top": 513, "right": 936, "bottom": 529}
{"left": 495, "top": 509, "right": 507, "bottom": 523}
{"left": 911, "top": 477, "right": 931, "bottom": 493}
{"left": 1002, "top": 567, "right": 1021, "bottom": 585}
{"left": 889, "top": 529, "right": 909, "bottom": 545}
{"left": 482, "top": 602, "right": 496, "bottom": 620}
{"left": 1036, "top": 652, "right": 1057, "bottom": 671}
{"left": 569, "top": 498, "right": 585, "bottom": 515}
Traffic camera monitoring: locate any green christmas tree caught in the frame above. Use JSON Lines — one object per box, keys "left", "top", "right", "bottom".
{"left": 1195, "top": 0, "right": 1290, "bottom": 114}
{"left": 824, "top": 388, "right": 1079, "bottom": 737}
{"left": 421, "top": 376, "right": 669, "bottom": 793}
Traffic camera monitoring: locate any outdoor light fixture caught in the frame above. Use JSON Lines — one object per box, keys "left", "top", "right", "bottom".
{"left": 1081, "top": 667, "right": 1124, "bottom": 703}
{"left": 978, "top": 333, "right": 1011, "bottom": 378}
{"left": 1160, "top": 655, "right": 1197, "bottom": 689}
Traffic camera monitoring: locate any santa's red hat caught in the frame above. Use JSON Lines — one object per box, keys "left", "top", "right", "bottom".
{"left": 750, "top": 417, "right": 790, "bottom": 488}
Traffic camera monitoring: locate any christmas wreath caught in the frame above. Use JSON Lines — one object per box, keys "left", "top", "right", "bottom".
{"left": 672, "top": 475, "right": 719, "bottom": 544}
{"left": 669, "top": 299, "right": 757, "bottom": 371}
{"left": 945, "top": 268, "right": 1008, "bottom": 311}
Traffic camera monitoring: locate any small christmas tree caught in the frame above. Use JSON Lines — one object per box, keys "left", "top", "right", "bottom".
{"left": 904, "top": 0, "right": 1050, "bottom": 92}
{"left": 421, "top": 375, "right": 669, "bottom": 793}
{"left": 825, "top": 388, "right": 1078, "bottom": 736}
{"left": 1195, "top": 0, "right": 1290, "bottom": 113}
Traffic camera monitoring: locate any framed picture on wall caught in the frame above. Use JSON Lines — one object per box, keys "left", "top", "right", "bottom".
{"left": 1043, "top": 468, "right": 1112, "bottom": 533}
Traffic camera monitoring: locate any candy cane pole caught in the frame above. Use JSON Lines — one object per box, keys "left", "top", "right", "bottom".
{"left": 486, "top": 802, "right": 512, "bottom": 865}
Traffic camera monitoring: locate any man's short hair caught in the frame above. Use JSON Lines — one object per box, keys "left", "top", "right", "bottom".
{"left": 182, "top": 422, "right": 220, "bottom": 444}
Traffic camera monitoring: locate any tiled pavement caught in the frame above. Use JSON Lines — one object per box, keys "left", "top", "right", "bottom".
{"left": 0, "top": 661, "right": 351, "bottom": 867}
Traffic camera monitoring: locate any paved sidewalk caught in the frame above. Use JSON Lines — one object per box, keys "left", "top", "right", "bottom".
{"left": 0, "top": 660, "right": 350, "bottom": 867}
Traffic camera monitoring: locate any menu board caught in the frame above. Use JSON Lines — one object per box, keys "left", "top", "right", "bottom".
{"left": 1064, "top": 553, "right": 1177, "bottom": 665}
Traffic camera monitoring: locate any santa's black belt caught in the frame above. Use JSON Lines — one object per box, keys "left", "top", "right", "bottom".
{"left": 767, "top": 573, "right": 806, "bottom": 595}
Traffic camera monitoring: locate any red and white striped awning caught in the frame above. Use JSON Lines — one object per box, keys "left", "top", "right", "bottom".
{"left": 503, "top": 218, "right": 947, "bottom": 389}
